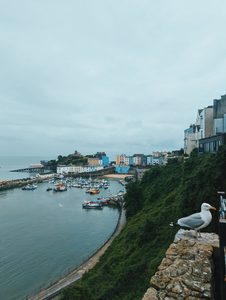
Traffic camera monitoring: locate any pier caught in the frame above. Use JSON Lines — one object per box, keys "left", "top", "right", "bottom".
{"left": 10, "top": 166, "right": 45, "bottom": 173}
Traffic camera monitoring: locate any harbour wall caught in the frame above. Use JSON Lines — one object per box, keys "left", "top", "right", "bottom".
{"left": 0, "top": 174, "right": 55, "bottom": 191}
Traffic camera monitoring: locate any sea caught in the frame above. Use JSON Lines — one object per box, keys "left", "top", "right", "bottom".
{"left": 0, "top": 156, "right": 121, "bottom": 300}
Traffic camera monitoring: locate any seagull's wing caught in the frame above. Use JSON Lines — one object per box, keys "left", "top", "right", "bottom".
{"left": 177, "top": 212, "right": 204, "bottom": 229}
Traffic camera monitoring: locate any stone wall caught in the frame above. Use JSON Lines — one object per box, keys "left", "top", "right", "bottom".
{"left": 142, "top": 230, "right": 219, "bottom": 300}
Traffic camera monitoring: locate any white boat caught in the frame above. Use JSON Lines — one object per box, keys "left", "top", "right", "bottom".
{"left": 82, "top": 201, "right": 103, "bottom": 209}
{"left": 53, "top": 183, "right": 67, "bottom": 192}
{"left": 22, "top": 184, "right": 37, "bottom": 191}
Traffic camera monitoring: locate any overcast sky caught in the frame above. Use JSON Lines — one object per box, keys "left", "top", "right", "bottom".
{"left": 1, "top": 0, "right": 226, "bottom": 159}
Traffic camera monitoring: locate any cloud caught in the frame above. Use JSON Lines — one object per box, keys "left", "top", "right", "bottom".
{"left": 0, "top": 1, "right": 226, "bottom": 157}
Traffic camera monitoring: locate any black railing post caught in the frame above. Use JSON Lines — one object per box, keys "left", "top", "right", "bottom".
{"left": 218, "top": 191, "right": 226, "bottom": 300}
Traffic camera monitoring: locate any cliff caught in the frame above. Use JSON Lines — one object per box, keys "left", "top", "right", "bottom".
{"left": 142, "top": 229, "right": 219, "bottom": 300}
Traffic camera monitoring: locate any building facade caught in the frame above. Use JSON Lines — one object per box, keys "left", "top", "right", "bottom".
{"left": 199, "top": 133, "right": 226, "bottom": 153}
{"left": 184, "top": 106, "right": 214, "bottom": 155}
{"left": 185, "top": 94, "right": 226, "bottom": 155}
{"left": 213, "top": 94, "right": 226, "bottom": 135}
{"left": 57, "top": 165, "right": 103, "bottom": 175}
{"left": 115, "top": 152, "right": 167, "bottom": 167}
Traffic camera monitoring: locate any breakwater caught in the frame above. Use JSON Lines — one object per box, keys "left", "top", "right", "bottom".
{"left": 0, "top": 174, "right": 55, "bottom": 191}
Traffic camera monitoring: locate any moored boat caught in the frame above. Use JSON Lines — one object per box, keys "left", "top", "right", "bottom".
{"left": 82, "top": 201, "right": 103, "bottom": 209}
{"left": 22, "top": 184, "right": 37, "bottom": 191}
{"left": 89, "top": 188, "right": 100, "bottom": 195}
{"left": 53, "top": 183, "right": 67, "bottom": 192}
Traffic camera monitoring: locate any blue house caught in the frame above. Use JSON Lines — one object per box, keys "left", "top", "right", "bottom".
{"left": 115, "top": 165, "right": 130, "bottom": 174}
{"left": 101, "top": 155, "right": 109, "bottom": 167}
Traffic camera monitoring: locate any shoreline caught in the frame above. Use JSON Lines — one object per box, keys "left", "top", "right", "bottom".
{"left": 103, "top": 173, "right": 133, "bottom": 179}
{"left": 27, "top": 208, "right": 126, "bottom": 300}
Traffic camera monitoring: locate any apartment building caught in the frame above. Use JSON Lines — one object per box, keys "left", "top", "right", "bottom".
{"left": 185, "top": 94, "right": 226, "bottom": 155}
{"left": 213, "top": 94, "right": 226, "bottom": 135}
{"left": 184, "top": 106, "right": 213, "bottom": 155}
{"left": 57, "top": 165, "right": 103, "bottom": 174}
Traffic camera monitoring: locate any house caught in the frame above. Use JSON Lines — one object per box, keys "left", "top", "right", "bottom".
{"left": 184, "top": 106, "right": 213, "bottom": 155}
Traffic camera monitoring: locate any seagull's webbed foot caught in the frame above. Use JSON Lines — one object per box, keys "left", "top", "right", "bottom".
{"left": 196, "top": 230, "right": 202, "bottom": 238}
{"left": 192, "top": 230, "right": 198, "bottom": 239}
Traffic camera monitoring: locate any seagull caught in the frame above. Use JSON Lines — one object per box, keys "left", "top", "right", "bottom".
{"left": 170, "top": 203, "right": 217, "bottom": 237}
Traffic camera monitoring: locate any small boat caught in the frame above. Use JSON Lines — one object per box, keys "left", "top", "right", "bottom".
{"left": 89, "top": 188, "right": 100, "bottom": 195}
{"left": 46, "top": 187, "right": 52, "bottom": 191}
{"left": 53, "top": 183, "right": 67, "bottom": 192}
{"left": 22, "top": 184, "right": 37, "bottom": 191}
{"left": 82, "top": 201, "right": 103, "bottom": 209}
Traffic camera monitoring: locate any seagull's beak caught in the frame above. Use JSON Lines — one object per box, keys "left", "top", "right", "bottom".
{"left": 210, "top": 206, "right": 217, "bottom": 211}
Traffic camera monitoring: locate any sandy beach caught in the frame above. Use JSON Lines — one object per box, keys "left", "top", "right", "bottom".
{"left": 103, "top": 173, "right": 133, "bottom": 179}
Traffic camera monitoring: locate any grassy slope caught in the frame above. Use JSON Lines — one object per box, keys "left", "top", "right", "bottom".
{"left": 61, "top": 148, "right": 226, "bottom": 300}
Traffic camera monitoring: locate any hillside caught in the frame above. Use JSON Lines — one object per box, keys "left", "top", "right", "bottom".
{"left": 60, "top": 147, "right": 226, "bottom": 300}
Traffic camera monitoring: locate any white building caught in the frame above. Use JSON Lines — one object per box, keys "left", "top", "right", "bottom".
{"left": 57, "top": 165, "right": 103, "bottom": 175}
{"left": 184, "top": 106, "right": 213, "bottom": 155}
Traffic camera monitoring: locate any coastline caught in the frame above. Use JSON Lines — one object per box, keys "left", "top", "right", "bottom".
{"left": 27, "top": 208, "right": 126, "bottom": 300}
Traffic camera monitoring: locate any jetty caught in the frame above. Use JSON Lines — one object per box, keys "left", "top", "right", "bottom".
{"left": 10, "top": 166, "right": 45, "bottom": 173}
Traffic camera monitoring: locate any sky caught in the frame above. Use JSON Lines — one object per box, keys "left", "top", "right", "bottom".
{"left": 1, "top": 0, "right": 226, "bottom": 160}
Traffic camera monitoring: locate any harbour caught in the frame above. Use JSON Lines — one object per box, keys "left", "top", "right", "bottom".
{"left": 0, "top": 160, "right": 123, "bottom": 300}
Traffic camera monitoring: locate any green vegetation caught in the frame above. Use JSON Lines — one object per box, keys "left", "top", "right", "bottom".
{"left": 46, "top": 151, "right": 88, "bottom": 171}
{"left": 61, "top": 147, "right": 226, "bottom": 300}
{"left": 57, "top": 150, "right": 88, "bottom": 166}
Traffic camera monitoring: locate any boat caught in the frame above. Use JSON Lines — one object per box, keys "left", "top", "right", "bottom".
{"left": 22, "top": 184, "right": 37, "bottom": 191}
{"left": 89, "top": 188, "right": 100, "bottom": 195}
{"left": 46, "top": 187, "right": 52, "bottom": 191}
{"left": 82, "top": 201, "right": 103, "bottom": 209}
{"left": 53, "top": 183, "right": 67, "bottom": 192}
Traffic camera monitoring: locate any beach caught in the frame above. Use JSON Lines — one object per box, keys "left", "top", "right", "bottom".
{"left": 103, "top": 173, "right": 133, "bottom": 179}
